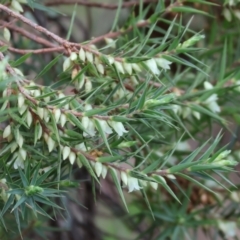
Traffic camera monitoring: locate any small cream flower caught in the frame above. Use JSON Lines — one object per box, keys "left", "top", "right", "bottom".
{"left": 145, "top": 59, "right": 160, "bottom": 75}
{"left": 97, "top": 119, "right": 113, "bottom": 135}
{"left": 127, "top": 176, "right": 141, "bottom": 192}
{"left": 108, "top": 121, "right": 128, "bottom": 137}
{"left": 155, "top": 58, "right": 172, "bottom": 70}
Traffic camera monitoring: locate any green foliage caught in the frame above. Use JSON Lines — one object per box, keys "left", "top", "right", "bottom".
{"left": 0, "top": 0, "right": 240, "bottom": 239}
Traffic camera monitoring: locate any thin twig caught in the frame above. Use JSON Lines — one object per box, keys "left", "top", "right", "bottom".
{"left": 45, "top": 0, "right": 158, "bottom": 9}
{"left": 0, "top": 41, "right": 64, "bottom": 54}
{"left": 0, "top": 20, "right": 56, "bottom": 48}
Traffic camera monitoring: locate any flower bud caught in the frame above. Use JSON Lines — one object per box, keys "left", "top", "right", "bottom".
{"left": 37, "top": 107, "right": 44, "bottom": 119}
{"left": 150, "top": 181, "right": 158, "bottom": 190}
{"left": 19, "top": 148, "right": 27, "bottom": 160}
{"left": 11, "top": 142, "right": 18, "bottom": 153}
{"left": 79, "top": 48, "right": 86, "bottom": 62}
{"left": 53, "top": 108, "right": 61, "bottom": 123}
{"left": 145, "top": 59, "right": 159, "bottom": 75}
{"left": 38, "top": 124, "right": 43, "bottom": 140}
{"left": 69, "top": 151, "right": 76, "bottom": 164}
{"left": 18, "top": 93, "right": 25, "bottom": 108}
{"left": 71, "top": 68, "right": 78, "bottom": 80}
{"left": 17, "top": 133, "right": 24, "bottom": 148}
{"left": 107, "top": 56, "right": 114, "bottom": 65}
{"left": 60, "top": 114, "right": 67, "bottom": 127}
{"left": 96, "top": 63, "right": 104, "bottom": 74}
{"left": 3, "top": 125, "right": 11, "bottom": 139}
{"left": 132, "top": 63, "right": 141, "bottom": 72}
{"left": 19, "top": 103, "right": 28, "bottom": 115}
{"left": 47, "top": 136, "right": 55, "bottom": 152}
{"left": 70, "top": 52, "right": 77, "bottom": 61}
{"left": 94, "top": 162, "right": 103, "bottom": 177}
{"left": 123, "top": 62, "right": 132, "bottom": 75}
{"left": 85, "top": 78, "right": 92, "bottom": 93}
{"left": 86, "top": 51, "right": 93, "bottom": 63}
{"left": 3, "top": 28, "right": 11, "bottom": 42}
{"left": 121, "top": 171, "right": 128, "bottom": 186}
{"left": 26, "top": 110, "right": 33, "bottom": 127}
{"left": 63, "top": 57, "right": 71, "bottom": 71}
{"left": 101, "top": 165, "right": 108, "bottom": 179}
{"left": 105, "top": 38, "right": 116, "bottom": 48}
{"left": 11, "top": 0, "right": 24, "bottom": 12}
{"left": 114, "top": 61, "right": 124, "bottom": 74}
{"left": 216, "top": 150, "right": 231, "bottom": 161}
{"left": 62, "top": 146, "right": 71, "bottom": 160}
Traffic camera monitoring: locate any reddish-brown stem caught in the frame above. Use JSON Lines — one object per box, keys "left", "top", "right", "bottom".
{"left": 0, "top": 20, "right": 56, "bottom": 48}
{"left": 0, "top": 41, "right": 64, "bottom": 54}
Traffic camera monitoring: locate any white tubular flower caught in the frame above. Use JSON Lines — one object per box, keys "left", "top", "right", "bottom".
{"left": 123, "top": 62, "right": 132, "bottom": 75}
{"left": 86, "top": 51, "right": 94, "bottom": 63}
{"left": 38, "top": 124, "right": 43, "bottom": 140}
{"left": 105, "top": 38, "right": 116, "bottom": 48}
{"left": 107, "top": 56, "right": 115, "bottom": 65}
{"left": 114, "top": 61, "right": 125, "bottom": 74}
{"left": 192, "top": 111, "right": 201, "bottom": 120}
{"left": 71, "top": 68, "right": 78, "bottom": 80}
{"left": 33, "top": 89, "right": 41, "bottom": 97}
{"left": 218, "top": 221, "right": 237, "bottom": 238}
{"left": 26, "top": 110, "right": 33, "bottom": 127}
{"left": 17, "top": 133, "right": 24, "bottom": 148}
{"left": 127, "top": 176, "right": 141, "bottom": 192}
{"left": 75, "top": 74, "right": 85, "bottom": 90}
{"left": 82, "top": 116, "right": 95, "bottom": 137}
{"left": 182, "top": 107, "right": 191, "bottom": 119}
{"left": 62, "top": 146, "right": 71, "bottom": 160}
{"left": 63, "top": 57, "right": 71, "bottom": 71}
{"left": 11, "top": 142, "right": 18, "bottom": 153}
{"left": 37, "top": 107, "right": 44, "bottom": 119}
{"left": 18, "top": 93, "right": 25, "bottom": 108}
{"left": 43, "top": 109, "right": 50, "bottom": 122}
{"left": 79, "top": 48, "right": 86, "bottom": 61}
{"left": 69, "top": 151, "right": 76, "bottom": 165}
{"left": 204, "top": 81, "right": 213, "bottom": 90}
{"left": 166, "top": 174, "right": 176, "bottom": 180}
{"left": 3, "top": 125, "right": 11, "bottom": 139}
{"left": 53, "top": 108, "right": 61, "bottom": 123}
{"left": 145, "top": 59, "right": 160, "bottom": 75}
{"left": 101, "top": 165, "right": 108, "bottom": 179}
{"left": 11, "top": 0, "right": 24, "bottom": 13}
{"left": 47, "top": 136, "right": 55, "bottom": 152}
{"left": 172, "top": 104, "right": 182, "bottom": 114}
{"left": 140, "top": 180, "right": 148, "bottom": 187}
{"left": 150, "top": 181, "right": 158, "bottom": 190}
{"left": 155, "top": 58, "right": 172, "bottom": 70}
{"left": 82, "top": 105, "right": 96, "bottom": 137}
{"left": 97, "top": 119, "right": 113, "bottom": 135}
{"left": 85, "top": 78, "right": 92, "bottom": 93}
{"left": 95, "top": 162, "right": 103, "bottom": 177}
{"left": 19, "top": 103, "right": 28, "bottom": 115}
{"left": 3, "top": 28, "right": 11, "bottom": 42}
{"left": 60, "top": 114, "right": 67, "bottom": 127}
{"left": 132, "top": 63, "right": 141, "bottom": 72}
{"left": 19, "top": 148, "right": 27, "bottom": 161}
{"left": 108, "top": 121, "right": 128, "bottom": 137}
{"left": 204, "top": 94, "right": 221, "bottom": 113}
{"left": 96, "top": 63, "right": 104, "bottom": 75}
{"left": 75, "top": 143, "right": 88, "bottom": 151}
{"left": 70, "top": 52, "right": 77, "bottom": 61}
{"left": 121, "top": 171, "right": 128, "bottom": 186}
{"left": 14, "top": 155, "right": 24, "bottom": 169}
